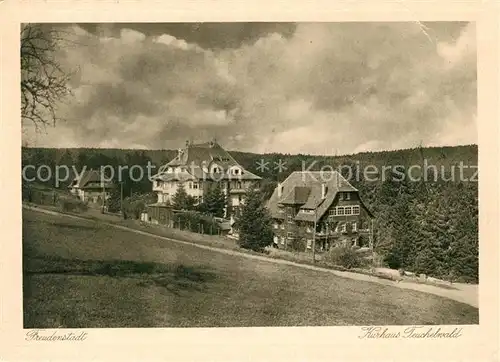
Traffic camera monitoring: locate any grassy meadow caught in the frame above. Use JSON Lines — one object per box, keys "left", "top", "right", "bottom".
{"left": 23, "top": 209, "right": 479, "bottom": 328}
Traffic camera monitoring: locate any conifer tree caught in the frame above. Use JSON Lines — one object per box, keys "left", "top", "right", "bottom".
{"left": 172, "top": 184, "right": 195, "bottom": 211}
{"left": 200, "top": 183, "right": 226, "bottom": 217}
{"left": 237, "top": 188, "right": 274, "bottom": 252}
{"left": 384, "top": 194, "right": 418, "bottom": 270}
{"left": 106, "top": 184, "right": 122, "bottom": 213}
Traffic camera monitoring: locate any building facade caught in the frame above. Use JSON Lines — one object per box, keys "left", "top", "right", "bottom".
{"left": 150, "top": 139, "right": 261, "bottom": 221}
{"left": 267, "top": 171, "right": 374, "bottom": 252}
{"left": 68, "top": 169, "right": 114, "bottom": 204}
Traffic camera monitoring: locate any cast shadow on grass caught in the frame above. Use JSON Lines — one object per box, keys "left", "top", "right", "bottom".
{"left": 47, "top": 222, "right": 99, "bottom": 231}
{"left": 24, "top": 256, "right": 218, "bottom": 296}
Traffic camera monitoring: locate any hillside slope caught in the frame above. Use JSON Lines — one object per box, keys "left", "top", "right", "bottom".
{"left": 21, "top": 144, "right": 478, "bottom": 282}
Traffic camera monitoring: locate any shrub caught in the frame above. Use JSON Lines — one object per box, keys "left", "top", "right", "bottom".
{"left": 59, "top": 197, "right": 88, "bottom": 213}
{"left": 324, "top": 246, "right": 363, "bottom": 269}
{"left": 289, "top": 237, "right": 306, "bottom": 252}
{"left": 122, "top": 193, "right": 156, "bottom": 219}
{"left": 173, "top": 210, "right": 220, "bottom": 235}
{"left": 384, "top": 252, "right": 402, "bottom": 270}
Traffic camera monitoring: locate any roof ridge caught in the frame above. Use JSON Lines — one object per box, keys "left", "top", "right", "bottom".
{"left": 291, "top": 170, "right": 341, "bottom": 174}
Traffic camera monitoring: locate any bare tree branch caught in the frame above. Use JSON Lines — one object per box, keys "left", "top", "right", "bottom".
{"left": 21, "top": 23, "right": 73, "bottom": 130}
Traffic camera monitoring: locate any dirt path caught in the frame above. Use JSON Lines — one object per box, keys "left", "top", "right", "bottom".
{"left": 23, "top": 205, "right": 478, "bottom": 308}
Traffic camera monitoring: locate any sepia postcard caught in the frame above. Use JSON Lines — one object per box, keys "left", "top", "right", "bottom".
{"left": 1, "top": 0, "right": 499, "bottom": 361}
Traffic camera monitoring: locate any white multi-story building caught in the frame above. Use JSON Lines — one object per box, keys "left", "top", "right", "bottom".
{"left": 150, "top": 139, "right": 261, "bottom": 220}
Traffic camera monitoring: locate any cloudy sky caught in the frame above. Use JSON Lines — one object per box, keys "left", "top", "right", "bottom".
{"left": 24, "top": 22, "right": 477, "bottom": 155}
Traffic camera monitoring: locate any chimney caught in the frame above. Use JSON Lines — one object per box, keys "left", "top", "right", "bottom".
{"left": 321, "top": 183, "right": 328, "bottom": 199}
{"left": 277, "top": 183, "right": 282, "bottom": 198}
{"left": 185, "top": 140, "right": 190, "bottom": 147}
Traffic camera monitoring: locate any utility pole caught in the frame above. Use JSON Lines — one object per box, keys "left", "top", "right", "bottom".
{"left": 370, "top": 219, "right": 375, "bottom": 269}
{"left": 101, "top": 182, "right": 105, "bottom": 214}
{"left": 312, "top": 207, "right": 317, "bottom": 263}
{"left": 325, "top": 220, "right": 329, "bottom": 252}
{"left": 120, "top": 182, "right": 124, "bottom": 218}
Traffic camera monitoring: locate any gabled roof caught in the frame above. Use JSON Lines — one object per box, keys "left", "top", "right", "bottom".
{"left": 166, "top": 141, "right": 239, "bottom": 168}
{"left": 153, "top": 140, "right": 261, "bottom": 182}
{"left": 267, "top": 171, "right": 358, "bottom": 222}
{"left": 154, "top": 171, "right": 197, "bottom": 182}
{"left": 279, "top": 186, "right": 311, "bottom": 205}
{"left": 70, "top": 169, "right": 114, "bottom": 189}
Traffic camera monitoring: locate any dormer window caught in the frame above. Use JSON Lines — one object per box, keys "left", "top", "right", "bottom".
{"left": 345, "top": 192, "right": 351, "bottom": 200}
{"left": 229, "top": 166, "right": 242, "bottom": 176}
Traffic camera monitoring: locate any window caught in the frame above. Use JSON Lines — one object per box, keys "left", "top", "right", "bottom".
{"left": 306, "top": 225, "right": 312, "bottom": 233}
{"left": 329, "top": 208, "right": 336, "bottom": 216}
{"left": 339, "top": 192, "right": 344, "bottom": 200}
{"left": 353, "top": 205, "right": 360, "bottom": 215}
{"left": 280, "top": 224, "right": 285, "bottom": 230}
{"left": 352, "top": 222, "right": 357, "bottom": 232}
{"left": 306, "top": 240, "right": 312, "bottom": 249}
{"left": 287, "top": 232, "right": 294, "bottom": 239}
{"left": 193, "top": 182, "right": 199, "bottom": 189}
{"left": 345, "top": 192, "right": 351, "bottom": 200}
{"left": 337, "top": 207, "right": 345, "bottom": 216}
{"left": 287, "top": 214, "right": 293, "bottom": 223}
{"left": 341, "top": 223, "right": 347, "bottom": 233}
{"left": 345, "top": 206, "right": 352, "bottom": 215}
{"left": 280, "top": 236, "right": 285, "bottom": 245}
{"left": 273, "top": 223, "right": 278, "bottom": 229}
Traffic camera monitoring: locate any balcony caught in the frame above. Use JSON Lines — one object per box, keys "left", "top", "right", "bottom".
{"left": 152, "top": 182, "right": 163, "bottom": 192}
{"left": 229, "top": 188, "right": 247, "bottom": 194}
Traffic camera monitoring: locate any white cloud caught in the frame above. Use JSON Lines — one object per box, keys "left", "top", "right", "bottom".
{"left": 120, "top": 28, "right": 146, "bottom": 43}
{"left": 35, "top": 23, "right": 477, "bottom": 154}
{"left": 437, "top": 23, "right": 476, "bottom": 68}
{"left": 154, "top": 34, "right": 202, "bottom": 52}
